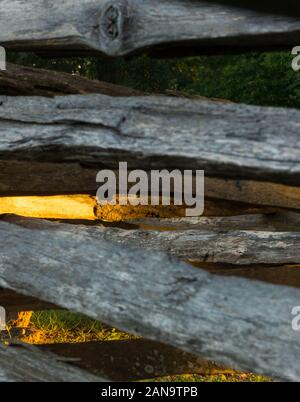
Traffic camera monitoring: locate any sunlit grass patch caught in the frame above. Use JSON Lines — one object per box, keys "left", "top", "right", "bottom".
{"left": 146, "top": 374, "right": 271, "bottom": 382}
{"left": 21, "top": 310, "right": 136, "bottom": 344}
{"left": 2, "top": 310, "right": 271, "bottom": 383}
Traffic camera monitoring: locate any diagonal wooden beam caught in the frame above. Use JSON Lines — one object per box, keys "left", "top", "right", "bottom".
{"left": 0, "top": 216, "right": 300, "bottom": 381}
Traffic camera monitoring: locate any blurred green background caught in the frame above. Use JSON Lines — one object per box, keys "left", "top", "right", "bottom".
{"left": 8, "top": 51, "right": 300, "bottom": 108}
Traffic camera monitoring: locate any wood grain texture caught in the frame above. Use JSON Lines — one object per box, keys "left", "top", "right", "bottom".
{"left": 1, "top": 216, "right": 300, "bottom": 381}
{"left": 0, "top": 94, "right": 299, "bottom": 185}
{"left": 1, "top": 1, "right": 300, "bottom": 56}
{"left": 40, "top": 339, "right": 226, "bottom": 381}
{"left": 2, "top": 212, "right": 300, "bottom": 264}
{"left": 129, "top": 212, "right": 300, "bottom": 232}
{"left": 65, "top": 220, "right": 300, "bottom": 266}
{"left": 0, "top": 343, "right": 104, "bottom": 382}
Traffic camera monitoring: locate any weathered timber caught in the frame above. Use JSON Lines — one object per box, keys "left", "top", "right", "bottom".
{"left": 1, "top": 1, "right": 300, "bottom": 56}
{"left": 0, "top": 288, "right": 58, "bottom": 313}
{"left": 129, "top": 212, "right": 300, "bottom": 232}
{"left": 0, "top": 95, "right": 299, "bottom": 186}
{"left": 1, "top": 216, "right": 300, "bottom": 381}
{"left": 0, "top": 63, "right": 144, "bottom": 97}
{"left": 0, "top": 343, "right": 104, "bottom": 382}
{"left": 1, "top": 161, "right": 299, "bottom": 213}
{"left": 44, "top": 220, "right": 300, "bottom": 265}
{"left": 40, "top": 339, "right": 226, "bottom": 381}
{"left": 2, "top": 213, "right": 300, "bottom": 264}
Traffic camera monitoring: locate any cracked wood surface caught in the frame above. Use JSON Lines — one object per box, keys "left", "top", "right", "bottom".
{"left": 0, "top": 343, "right": 104, "bottom": 382}
{"left": 0, "top": 216, "right": 300, "bottom": 381}
{"left": 128, "top": 212, "right": 300, "bottom": 232}
{"left": 1, "top": 1, "right": 300, "bottom": 56}
{"left": 58, "top": 219, "right": 300, "bottom": 266}
{"left": 0, "top": 95, "right": 299, "bottom": 185}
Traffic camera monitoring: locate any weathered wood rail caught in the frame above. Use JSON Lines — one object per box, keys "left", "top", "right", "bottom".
{"left": 0, "top": 216, "right": 300, "bottom": 381}
{"left": 0, "top": 94, "right": 299, "bottom": 186}
{"left": 1, "top": 0, "right": 300, "bottom": 56}
{"left": 1, "top": 0, "right": 300, "bottom": 383}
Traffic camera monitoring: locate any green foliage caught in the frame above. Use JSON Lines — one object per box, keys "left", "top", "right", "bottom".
{"left": 8, "top": 50, "right": 299, "bottom": 108}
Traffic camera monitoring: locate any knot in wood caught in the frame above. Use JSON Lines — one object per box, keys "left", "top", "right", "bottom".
{"left": 102, "top": 5, "right": 121, "bottom": 39}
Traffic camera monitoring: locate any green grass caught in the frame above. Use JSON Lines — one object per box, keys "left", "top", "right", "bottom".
{"left": 148, "top": 374, "right": 270, "bottom": 383}
{"left": 6, "top": 310, "right": 269, "bottom": 382}
{"left": 22, "top": 310, "right": 136, "bottom": 344}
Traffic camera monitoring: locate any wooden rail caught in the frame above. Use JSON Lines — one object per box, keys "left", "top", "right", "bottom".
{"left": 1, "top": 1, "right": 300, "bottom": 56}
{"left": 0, "top": 216, "right": 300, "bottom": 381}
{"left": 0, "top": 94, "right": 299, "bottom": 186}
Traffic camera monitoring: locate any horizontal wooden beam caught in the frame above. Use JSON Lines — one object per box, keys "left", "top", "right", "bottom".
{"left": 0, "top": 343, "right": 104, "bottom": 382}
{"left": 129, "top": 211, "right": 300, "bottom": 232}
{"left": 2, "top": 213, "right": 299, "bottom": 265}
{"left": 40, "top": 339, "right": 226, "bottom": 381}
{"left": 0, "top": 95, "right": 299, "bottom": 186}
{"left": 0, "top": 216, "right": 300, "bottom": 381}
{"left": 72, "top": 220, "right": 300, "bottom": 266}
{"left": 1, "top": 1, "right": 300, "bottom": 56}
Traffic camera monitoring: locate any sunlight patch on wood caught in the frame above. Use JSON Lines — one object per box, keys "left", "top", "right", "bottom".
{"left": 0, "top": 195, "right": 96, "bottom": 220}
{"left": 0, "top": 194, "right": 281, "bottom": 222}
{"left": 0, "top": 195, "right": 187, "bottom": 222}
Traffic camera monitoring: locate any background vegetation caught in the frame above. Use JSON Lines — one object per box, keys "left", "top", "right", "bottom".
{"left": 8, "top": 50, "right": 300, "bottom": 108}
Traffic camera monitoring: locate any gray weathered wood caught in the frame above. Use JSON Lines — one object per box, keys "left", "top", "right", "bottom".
{"left": 1, "top": 1, "right": 300, "bottom": 56}
{"left": 0, "top": 343, "right": 104, "bottom": 382}
{"left": 129, "top": 212, "right": 300, "bottom": 232}
{"left": 62, "top": 220, "right": 300, "bottom": 265}
{"left": 0, "top": 94, "right": 299, "bottom": 185}
{"left": 0, "top": 216, "right": 300, "bottom": 381}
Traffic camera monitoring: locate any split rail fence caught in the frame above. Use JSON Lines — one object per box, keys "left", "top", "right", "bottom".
{"left": 0, "top": 0, "right": 300, "bottom": 382}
